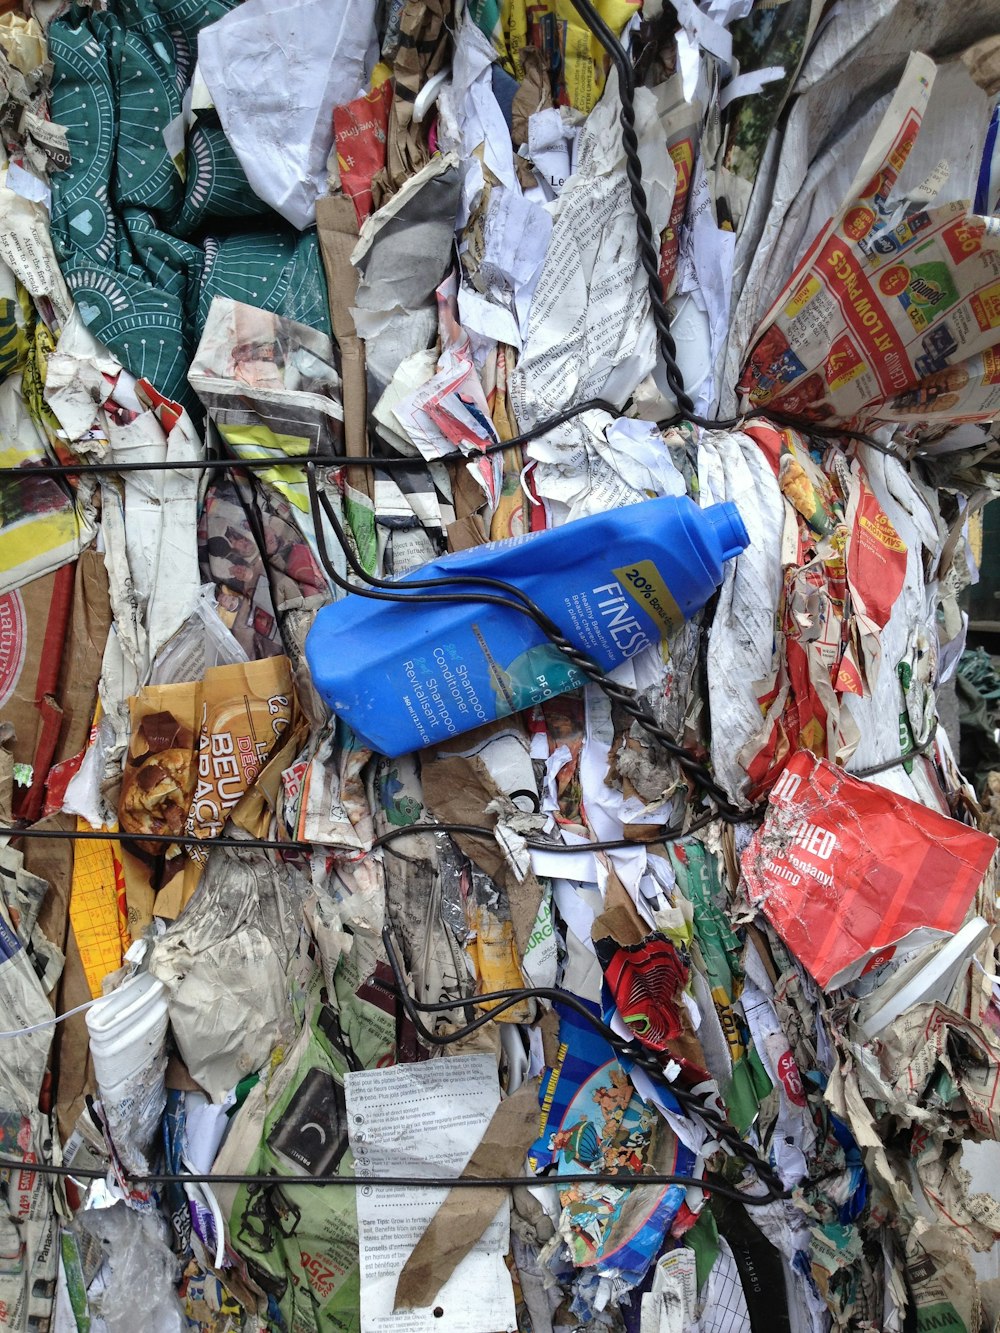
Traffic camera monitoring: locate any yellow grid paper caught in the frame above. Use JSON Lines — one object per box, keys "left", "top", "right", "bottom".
{"left": 70, "top": 819, "right": 130, "bottom": 998}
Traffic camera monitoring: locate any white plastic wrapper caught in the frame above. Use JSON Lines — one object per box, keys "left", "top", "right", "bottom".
{"left": 198, "top": 0, "right": 378, "bottom": 229}
{"left": 148, "top": 851, "right": 299, "bottom": 1103}
{"left": 79, "top": 1204, "right": 185, "bottom": 1333}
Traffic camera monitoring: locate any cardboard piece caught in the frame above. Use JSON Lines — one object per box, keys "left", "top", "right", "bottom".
{"left": 316, "top": 193, "right": 371, "bottom": 499}
{"left": 394, "top": 1076, "right": 541, "bottom": 1310}
{"left": 1, "top": 564, "right": 74, "bottom": 823}
{"left": 26, "top": 813, "right": 95, "bottom": 1140}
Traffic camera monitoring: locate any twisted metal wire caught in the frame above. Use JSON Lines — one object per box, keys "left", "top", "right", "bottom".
{"left": 570, "top": 0, "right": 700, "bottom": 418}
{"left": 380, "top": 925, "right": 789, "bottom": 1199}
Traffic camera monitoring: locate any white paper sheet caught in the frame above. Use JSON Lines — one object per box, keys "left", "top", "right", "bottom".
{"left": 436, "top": 17, "right": 515, "bottom": 193}
{"left": 198, "top": 0, "right": 377, "bottom": 229}
{"left": 510, "top": 80, "right": 674, "bottom": 427}
{"left": 345, "top": 1055, "right": 516, "bottom": 1333}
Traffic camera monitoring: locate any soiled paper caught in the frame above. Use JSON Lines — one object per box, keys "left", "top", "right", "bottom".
{"left": 148, "top": 851, "right": 298, "bottom": 1102}
{"left": 0, "top": 891, "right": 57, "bottom": 1333}
{"left": 351, "top": 154, "right": 462, "bottom": 391}
{"left": 510, "top": 80, "right": 675, "bottom": 427}
{"left": 0, "top": 374, "right": 87, "bottom": 595}
{"left": 345, "top": 1055, "right": 517, "bottom": 1333}
{"left": 395, "top": 1075, "right": 541, "bottom": 1309}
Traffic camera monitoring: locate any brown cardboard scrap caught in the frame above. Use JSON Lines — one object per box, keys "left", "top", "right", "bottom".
{"left": 452, "top": 460, "right": 489, "bottom": 526}
{"left": 0, "top": 553, "right": 108, "bottom": 826}
{"left": 446, "top": 513, "right": 488, "bottom": 551}
{"left": 540, "top": 1007, "right": 561, "bottom": 1066}
{"left": 165, "top": 1053, "right": 209, "bottom": 1094}
{"left": 394, "top": 1076, "right": 541, "bottom": 1310}
{"left": 421, "top": 749, "right": 542, "bottom": 955}
{"left": 437, "top": 1021, "right": 502, "bottom": 1062}
{"left": 55, "top": 548, "right": 112, "bottom": 766}
{"left": 27, "top": 813, "right": 95, "bottom": 1139}
{"left": 508, "top": 866, "right": 543, "bottom": 959}
{"left": 421, "top": 752, "right": 506, "bottom": 883}
{"left": 0, "top": 722, "right": 13, "bottom": 825}
{"left": 593, "top": 875, "right": 648, "bottom": 948}
{"left": 962, "top": 36, "right": 1000, "bottom": 94}
{"left": 377, "top": 0, "right": 450, "bottom": 200}
{"left": 52, "top": 927, "right": 96, "bottom": 1141}
{"left": 315, "top": 194, "right": 371, "bottom": 499}
{"left": 511, "top": 47, "right": 552, "bottom": 147}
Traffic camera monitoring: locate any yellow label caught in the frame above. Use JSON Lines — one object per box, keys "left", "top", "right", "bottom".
{"left": 784, "top": 276, "right": 820, "bottom": 319}
{"left": 468, "top": 905, "right": 532, "bottom": 1023}
{"left": 712, "top": 986, "right": 746, "bottom": 1063}
{"left": 613, "top": 560, "right": 682, "bottom": 636}
{"left": 859, "top": 511, "right": 906, "bottom": 552}
{"left": 216, "top": 424, "right": 312, "bottom": 513}
{"left": 669, "top": 140, "right": 693, "bottom": 197}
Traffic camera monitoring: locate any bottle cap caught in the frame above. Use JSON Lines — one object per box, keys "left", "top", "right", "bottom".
{"left": 705, "top": 502, "right": 750, "bottom": 562}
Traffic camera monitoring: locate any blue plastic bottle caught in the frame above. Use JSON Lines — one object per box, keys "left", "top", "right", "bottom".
{"left": 306, "top": 495, "right": 748, "bottom": 756}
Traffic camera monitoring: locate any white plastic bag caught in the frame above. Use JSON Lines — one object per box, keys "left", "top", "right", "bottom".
{"left": 149, "top": 585, "right": 249, "bottom": 685}
{"left": 197, "top": 0, "right": 378, "bottom": 229}
{"left": 79, "top": 1204, "right": 184, "bottom": 1333}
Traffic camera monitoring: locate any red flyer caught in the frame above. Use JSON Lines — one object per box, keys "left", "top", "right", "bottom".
{"left": 741, "top": 751, "right": 997, "bottom": 988}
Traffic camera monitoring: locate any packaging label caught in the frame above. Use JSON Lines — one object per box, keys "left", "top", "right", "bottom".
{"left": 741, "top": 752, "right": 997, "bottom": 988}
{"left": 612, "top": 560, "right": 683, "bottom": 636}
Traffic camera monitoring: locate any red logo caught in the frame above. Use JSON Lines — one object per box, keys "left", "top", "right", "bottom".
{"left": 843, "top": 206, "right": 876, "bottom": 242}
{"left": 942, "top": 218, "right": 984, "bottom": 265}
{"left": 861, "top": 946, "right": 896, "bottom": 975}
{"left": 777, "top": 1051, "right": 807, "bottom": 1107}
{"left": 825, "top": 334, "right": 864, "bottom": 386}
{"left": 0, "top": 592, "right": 26, "bottom": 708}
{"left": 878, "top": 264, "right": 909, "bottom": 297}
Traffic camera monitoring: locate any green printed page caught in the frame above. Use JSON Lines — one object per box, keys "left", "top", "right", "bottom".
{"left": 49, "top": 1, "right": 331, "bottom": 417}
{"left": 668, "top": 840, "right": 771, "bottom": 1133}
{"left": 225, "top": 977, "right": 360, "bottom": 1333}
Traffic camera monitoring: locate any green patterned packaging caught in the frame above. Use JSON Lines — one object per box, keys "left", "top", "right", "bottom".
{"left": 170, "top": 121, "right": 274, "bottom": 237}
{"left": 49, "top": 0, "right": 331, "bottom": 414}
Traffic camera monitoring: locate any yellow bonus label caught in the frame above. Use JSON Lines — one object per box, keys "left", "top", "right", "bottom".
{"left": 613, "top": 560, "right": 683, "bottom": 636}
{"left": 859, "top": 512, "right": 906, "bottom": 552}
